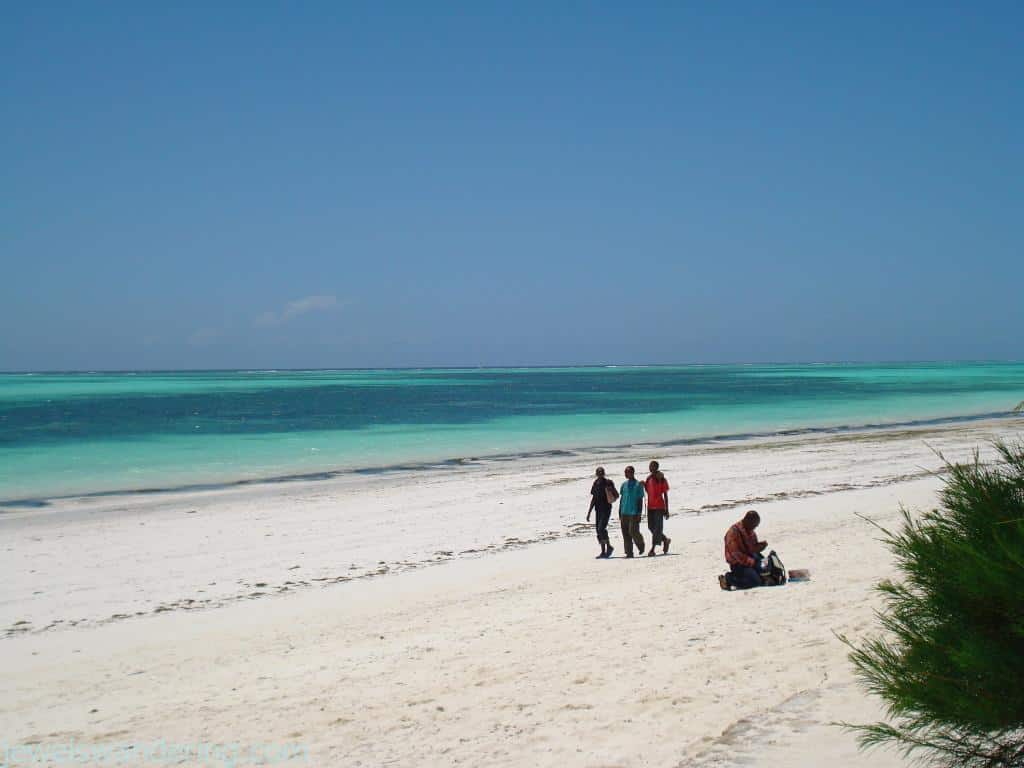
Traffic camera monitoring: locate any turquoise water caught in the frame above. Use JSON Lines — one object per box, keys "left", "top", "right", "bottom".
{"left": 1, "top": 363, "right": 1022, "bottom": 503}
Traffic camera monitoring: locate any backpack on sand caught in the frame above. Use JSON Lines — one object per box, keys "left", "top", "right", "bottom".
{"left": 760, "top": 550, "right": 788, "bottom": 586}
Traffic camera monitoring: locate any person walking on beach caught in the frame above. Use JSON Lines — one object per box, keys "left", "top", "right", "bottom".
{"left": 719, "top": 510, "right": 768, "bottom": 590}
{"left": 644, "top": 460, "right": 671, "bottom": 555}
{"left": 618, "top": 465, "right": 646, "bottom": 558}
{"left": 587, "top": 467, "right": 617, "bottom": 559}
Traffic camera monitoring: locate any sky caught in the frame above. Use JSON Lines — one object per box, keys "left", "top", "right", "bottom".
{"left": 2, "top": 2, "right": 1022, "bottom": 370}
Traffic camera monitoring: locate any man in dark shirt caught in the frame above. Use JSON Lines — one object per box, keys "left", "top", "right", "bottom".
{"left": 587, "top": 466, "right": 616, "bottom": 559}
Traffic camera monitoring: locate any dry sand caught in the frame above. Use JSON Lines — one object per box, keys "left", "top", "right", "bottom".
{"left": 2, "top": 417, "right": 1021, "bottom": 767}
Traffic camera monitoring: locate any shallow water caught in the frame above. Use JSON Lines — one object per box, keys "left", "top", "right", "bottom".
{"left": 1, "top": 362, "right": 1022, "bottom": 501}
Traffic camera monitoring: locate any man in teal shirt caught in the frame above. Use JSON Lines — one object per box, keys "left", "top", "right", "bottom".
{"left": 618, "top": 466, "right": 646, "bottom": 558}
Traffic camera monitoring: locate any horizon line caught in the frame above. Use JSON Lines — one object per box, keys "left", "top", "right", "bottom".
{"left": 2, "top": 358, "right": 1024, "bottom": 375}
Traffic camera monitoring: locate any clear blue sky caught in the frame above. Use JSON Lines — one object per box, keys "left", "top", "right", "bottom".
{"left": 2, "top": 2, "right": 1021, "bottom": 370}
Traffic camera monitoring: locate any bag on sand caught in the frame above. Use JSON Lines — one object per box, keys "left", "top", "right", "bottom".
{"left": 759, "top": 550, "right": 788, "bottom": 586}
{"left": 604, "top": 482, "right": 619, "bottom": 505}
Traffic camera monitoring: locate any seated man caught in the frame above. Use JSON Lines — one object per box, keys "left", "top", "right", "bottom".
{"left": 719, "top": 510, "right": 769, "bottom": 590}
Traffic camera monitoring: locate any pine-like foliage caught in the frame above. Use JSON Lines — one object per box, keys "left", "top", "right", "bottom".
{"left": 845, "top": 441, "right": 1024, "bottom": 767}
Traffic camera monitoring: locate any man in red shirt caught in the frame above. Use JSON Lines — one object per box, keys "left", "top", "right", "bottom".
{"left": 719, "top": 510, "right": 768, "bottom": 590}
{"left": 644, "top": 460, "right": 671, "bottom": 556}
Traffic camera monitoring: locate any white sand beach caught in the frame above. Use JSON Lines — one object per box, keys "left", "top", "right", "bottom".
{"left": 2, "top": 417, "right": 1022, "bottom": 767}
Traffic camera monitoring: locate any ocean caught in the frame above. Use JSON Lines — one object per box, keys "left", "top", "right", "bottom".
{"left": 1, "top": 362, "right": 1023, "bottom": 504}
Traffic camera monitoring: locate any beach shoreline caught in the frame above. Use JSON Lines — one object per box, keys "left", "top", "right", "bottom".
{"left": 1, "top": 416, "right": 1021, "bottom": 766}
{"left": 4, "top": 363, "right": 1023, "bottom": 506}
{"left": 2, "top": 407, "right": 1019, "bottom": 511}
{"left": 3, "top": 415, "right": 1022, "bottom": 639}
